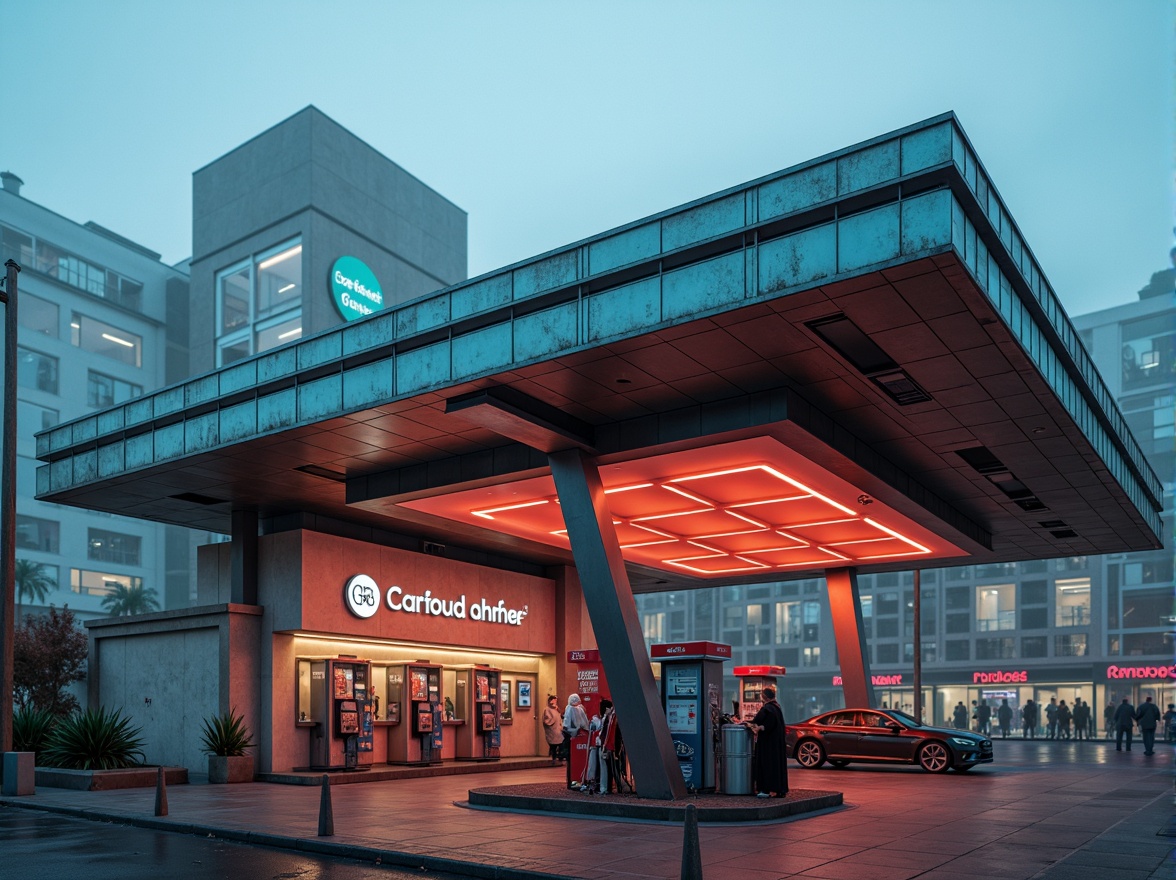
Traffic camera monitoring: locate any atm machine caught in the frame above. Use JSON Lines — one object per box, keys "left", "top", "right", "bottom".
{"left": 386, "top": 661, "right": 444, "bottom": 765}
{"left": 454, "top": 665, "right": 501, "bottom": 761}
{"left": 733, "top": 665, "right": 787, "bottom": 722}
{"left": 308, "top": 657, "right": 374, "bottom": 771}
{"left": 651, "top": 641, "right": 731, "bottom": 792}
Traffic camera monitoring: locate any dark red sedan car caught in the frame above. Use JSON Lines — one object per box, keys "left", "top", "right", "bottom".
{"left": 786, "top": 708, "right": 994, "bottom": 773}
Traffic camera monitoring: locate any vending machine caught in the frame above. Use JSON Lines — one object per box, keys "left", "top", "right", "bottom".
{"left": 454, "top": 665, "right": 501, "bottom": 761}
{"left": 308, "top": 657, "right": 374, "bottom": 771}
{"left": 733, "top": 665, "right": 787, "bottom": 722}
{"left": 566, "top": 648, "right": 611, "bottom": 785}
{"left": 387, "top": 661, "right": 444, "bottom": 765}
{"left": 651, "top": 641, "right": 731, "bottom": 792}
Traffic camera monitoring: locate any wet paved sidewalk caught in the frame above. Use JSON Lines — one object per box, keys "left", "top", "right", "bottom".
{"left": 2, "top": 741, "right": 1171, "bottom": 880}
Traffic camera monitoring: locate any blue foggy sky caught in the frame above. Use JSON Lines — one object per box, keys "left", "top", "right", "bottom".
{"left": 4, "top": 1, "right": 1172, "bottom": 317}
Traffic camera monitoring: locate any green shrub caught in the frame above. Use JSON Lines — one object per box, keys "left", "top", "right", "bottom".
{"left": 13, "top": 706, "right": 57, "bottom": 757}
{"left": 40, "top": 706, "right": 146, "bottom": 770}
{"left": 200, "top": 708, "right": 255, "bottom": 757}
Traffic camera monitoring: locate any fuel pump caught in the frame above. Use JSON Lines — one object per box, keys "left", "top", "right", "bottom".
{"left": 651, "top": 641, "right": 731, "bottom": 792}
{"left": 733, "top": 665, "right": 787, "bottom": 722}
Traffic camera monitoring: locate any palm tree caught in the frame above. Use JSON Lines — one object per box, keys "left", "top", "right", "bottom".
{"left": 101, "top": 583, "right": 161, "bottom": 616}
{"left": 15, "top": 559, "right": 55, "bottom": 622}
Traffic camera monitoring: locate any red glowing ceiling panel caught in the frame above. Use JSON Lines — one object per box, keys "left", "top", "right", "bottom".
{"left": 398, "top": 436, "right": 966, "bottom": 577}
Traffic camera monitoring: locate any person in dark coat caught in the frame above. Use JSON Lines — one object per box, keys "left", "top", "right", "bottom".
{"left": 1135, "top": 696, "right": 1162, "bottom": 756}
{"left": 1113, "top": 697, "right": 1136, "bottom": 751}
{"left": 997, "top": 698, "right": 1013, "bottom": 739}
{"left": 1021, "top": 700, "right": 1038, "bottom": 739}
{"left": 746, "top": 685, "right": 788, "bottom": 798}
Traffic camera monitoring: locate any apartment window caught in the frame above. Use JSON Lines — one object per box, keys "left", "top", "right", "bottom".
{"left": 976, "top": 584, "right": 1015, "bottom": 631}
{"left": 945, "top": 640, "right": 970, "bottom": 661}
{"left": 18, "top": 293, "right": 57, "bottom": 337}
{"left": 1120, "top": 587, "right": 1173, "bottom": 630}
{"left": 746, "top": 603, "right": 771, "bottom": 646}
{"left": 802, "top": 600, "right": 820, "bottom": 641}
{"left": 945, "top": 586, "right": 970, "bottom": 610}
{"left": 777, "top": 647, "right": 799, "bottom": 668}
{"left": 1054, "top": 634, "right": 1088, "bottom": 657}
{"left": 87, "top": 528, "right": 142, "bottom": 566}
{"left": 1121, "top": 314, "right": 1173, "bottom": 390}
{"left": 1121, "top": 632, "right": 1169, "bottom": 656}
{"left": 875, "top": 618, "right": 899, "bottom": 638}
{"left": 1021, "top": 580, "right": 1048, "bottom": 605}
{"left": 16, "top": 515, "right": 59, "bottom": 553}
{"left": 976, "top": 638, "right": 1016, "bottom": 660}
{"left": 774, "top": 601, "right": 801, "bottom": 643}
{"left": 876, "top": 592, "right": 899, "bottom": 616}
{"left": 1021, "top": 636, "right": 1048, "bottom": 657}
{"left": 920, "top": 641, "right": 937, "bottom": 663}
{"left": 1055, "top": 578, "right": 1091, "bottom": 627}
{"left": 71, "top": 312, "right": 142, "bottom": 367}
{"left": 17, "top": 347, "right": 58, "bottom": 394}
{"left": 1123, "top": 557, "right": 1173, "bottom": 586}
{"left": 945, "top": 566, "right": 971, "bottom": 582}
{"left": 801, "top": 647, "right": 820, "bottom": 667}
{"left": 1021, "top": 607, "right": 1048, "bottom": 629}
{"left": 71, "top": 569, "right": 142, "bottom": 598}
{"left": 216, "top": 239, "right": 302, "bottom": 366}
{"left": 722, "top": 604, "right": 743, "bottom": 629}
{"left": 642, "top": 612, "right": 665, "bottom": 643}
{"left": 976, "top": 562, "right": 1017, "bottom": 577}
{"left": 87, "top": 370, "right": 143, "bottom": 408}
{"left": 876, "top": 644, "right": 899, "bottom": 664}
{"left": 946, "top": 613, "right": 970, "bottom": 634}
{"left": 920, "top": 589, "right": 938, "bottom": 636}
{"left": 1054, "top": 557, "right": 1089, "bottom": 573}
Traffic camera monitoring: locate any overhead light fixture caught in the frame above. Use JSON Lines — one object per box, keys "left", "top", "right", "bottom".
{"left": 278, "top": 283, "right": 297, "bottom": 294}
{"left": 277, "top": 327, "right": 302, "bottom": 340}
{"left": 101, "top": 332, "right": 135, "bottom": 348}
{"left": 258, "top": 244, "right": 302, "bottom": 270}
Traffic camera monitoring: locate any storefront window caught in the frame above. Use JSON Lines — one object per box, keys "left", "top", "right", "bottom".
{"left": 1055, "top": 578, "right": 1091, "bottom": 626}
{"left": 976, "top": 584, "right": 1015, "bottom": 631}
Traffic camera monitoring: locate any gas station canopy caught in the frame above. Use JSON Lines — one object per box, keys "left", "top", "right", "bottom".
{"left": 35, "top": 114, "right": 1162, "bottom": 591}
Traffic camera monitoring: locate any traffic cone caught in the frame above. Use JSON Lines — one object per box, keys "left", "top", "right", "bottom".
{"left": 317, "top": 774, "right": 334, "bottom": 836}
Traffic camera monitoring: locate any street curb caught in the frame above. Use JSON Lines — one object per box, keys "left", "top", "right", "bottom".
{"left": 0, "top": 797, "right": 573, "bottom": 880}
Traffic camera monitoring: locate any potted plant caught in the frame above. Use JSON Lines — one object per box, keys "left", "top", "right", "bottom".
{"left": 200, "top": 708, "right": 255, "bottom": 783}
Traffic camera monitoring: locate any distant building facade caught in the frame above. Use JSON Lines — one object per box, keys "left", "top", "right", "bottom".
{"left": 1, "top": 171, "right": 192, "bottom": 618}
{"left": 636, "top": 267, "right": 1174, "bottom": 726}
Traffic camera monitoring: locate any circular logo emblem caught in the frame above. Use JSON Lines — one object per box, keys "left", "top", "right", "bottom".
{"left": 330, "top": 256, "right": 383, "bottom": 322}
{"left": 343, "top": 574, "right": 379, "bottom": 619}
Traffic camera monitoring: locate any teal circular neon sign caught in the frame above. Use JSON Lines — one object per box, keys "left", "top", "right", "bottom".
{"left": 330, "top": 256, "right": 383, "bottom": 321}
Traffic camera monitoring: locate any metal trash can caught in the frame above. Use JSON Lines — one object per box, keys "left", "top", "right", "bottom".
{"left": 720, "top": 723, "right": 753, "bottom": 795}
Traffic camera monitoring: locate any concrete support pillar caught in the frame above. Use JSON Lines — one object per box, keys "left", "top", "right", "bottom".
{"left": 826, "top": 568, "right": 876, "bottom": 709}
{"left": 230, "top": 508, "right": 258, "bottom": 606}
{"left": 549, "top": 448, "right": 686, "bottom": 800}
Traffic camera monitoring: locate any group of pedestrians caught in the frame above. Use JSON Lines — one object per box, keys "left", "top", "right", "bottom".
{"left": 1111, "top": 696, "right": 1164, "bottom": 755}
{"left": 542, "top": 692, "right": 625, "bottom": 793}
{"left": 963, "top": 695, "right": 1167, "bottom": 752}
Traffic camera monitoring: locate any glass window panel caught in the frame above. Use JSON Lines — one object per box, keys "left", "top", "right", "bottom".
{"left": 256, "top": 242, "right": 302, "bottom": 317}
{"left": 218, "top": 336, "right": 251, "bottom": 367}
{"left": 17, "top": 347, "right": 58, "bottom": 394}
{"left": 87, "top": 370, "right": 142, "bottom": 408}
{"left": 218, "top": 263, "right": 251, "bottom": 335}
{"left": 18, "top": 293, "right": 57, "bottom": 337}
{"left": 1055, "top": 578, "right": 1091, "bottom": 627}
{"left": 17, "top": 399, "right": 58, "bottom": 435}
{"left": 945, "top": 640, "right": 970, "bottom": 661}
{"left": 87, "top": 528, "right": 142, "bottom": 566}
{"left": 1054, "top": 634, "right": 1088, "bottom": 657}
{"left": 976, "top": 583, "right": 1015, "bottom": 631}
{"left": 255, "top": 313, "right": 302, "bottom": 354}
{"left": 70, "top": 568, "right": 141, "bottom": 597}
{"left": 1021, "top": 636, "right": 1047, "bottom": 658}
{"left": 16, "top": 515, "right": 59, "bottom": 553}
{"left": 1120, "top": 587, "right": 1173, "bottom": 630}
{"left": 71, "top": 312, "right": 141, "bottom": 367}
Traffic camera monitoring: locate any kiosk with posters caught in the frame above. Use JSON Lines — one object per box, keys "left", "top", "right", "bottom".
{"left": 454, "top": 665, "right": 501, "bottom": 761}
{"left": 307, "top": 657, "right": 374, "bottom": 771}
{"left": 651, "top": 642, "right": 731, "bottom": 792}
{"left": 734, "top": 665, "right": 787, "bottom": 722}
{"left": 387, "top": 661, "right": 444, "bottom": 765}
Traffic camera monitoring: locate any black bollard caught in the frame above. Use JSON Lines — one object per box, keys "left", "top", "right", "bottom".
{"left": 680, "top": 802, "right": 702, "bottom": 880}
{"left": 154, "top": 767, "right": 168, "bottom": 817}
{"left": 317, "top": 774, "right": 334, "bottom": 836}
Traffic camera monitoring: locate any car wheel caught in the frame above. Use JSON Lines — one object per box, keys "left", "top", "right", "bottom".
{"left": 918, "top": 741, "right": 951, "bottom": 773}
{"left": 795, "top": 739, "right": 826, "bottom": 769}
{"left": 828, "top": 759, "right": 849, "bottom": 769}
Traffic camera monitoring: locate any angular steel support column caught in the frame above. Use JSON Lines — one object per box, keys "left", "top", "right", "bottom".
{"left": 826, "top": 568, "right": 877, "bottom": 709}
{"left": 549, "top": 448, "right": 686, "bottom": 800}
{"left": 230, "top": 508, "right": 258, "bottom": 606}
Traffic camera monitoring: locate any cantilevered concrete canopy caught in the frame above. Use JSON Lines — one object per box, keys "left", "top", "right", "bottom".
{"left": 35, "top": 115, "right": 1163, "bottom": 799}
{"left": 37, "top": 114, "right": 1161, "bottom": 583}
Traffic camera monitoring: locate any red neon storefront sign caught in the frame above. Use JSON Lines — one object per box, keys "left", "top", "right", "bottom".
{"left": 832, "top": 674, "right": 903, "bottom": 686}
{"left": 973, "top": 670, "right": 1029, "bottom": 684}
{"left": 1106, "top": 664, "right": 1176, "bottom": 680}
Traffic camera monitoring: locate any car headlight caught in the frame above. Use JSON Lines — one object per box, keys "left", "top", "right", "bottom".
{"left": 949, "top": 737, "right": 975, "bottom": 747}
